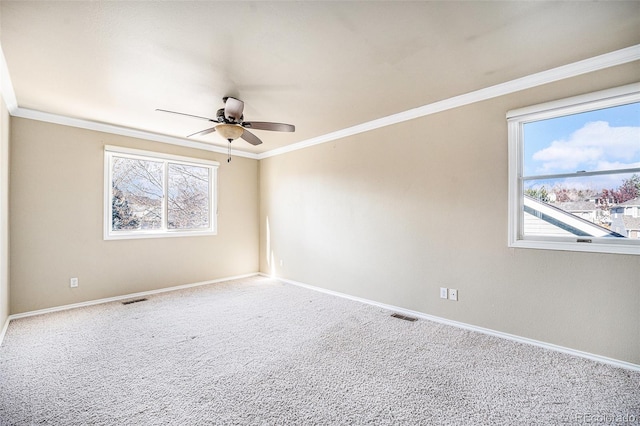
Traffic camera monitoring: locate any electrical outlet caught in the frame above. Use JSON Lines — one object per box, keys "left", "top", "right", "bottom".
{"left": 70, "top": 277, "right": 79, "bottom": 288}
{"left": 440, "top": 287, "right": 448, "bottom": 299}
{"left": 449, "top": 288, "right": 458, "bottom": 301}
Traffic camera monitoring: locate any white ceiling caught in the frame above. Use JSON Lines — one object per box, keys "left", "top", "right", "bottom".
{"left": 1, "top": 1, "right": 639, "bottom": 156}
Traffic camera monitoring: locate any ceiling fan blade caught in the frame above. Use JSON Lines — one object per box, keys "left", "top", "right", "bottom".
{"left": 240, "top": 129, "right": 263, "bottom": 146}
{"left": 156, "top": 109, "right": 215, "bottom": 121}
{"left": 242, "top": 121, "right": 295, "bottom": 132}
{"left": 224, "top": 97, "right": 244, "bottom": 122}
{"left": 187, "top": 127, "right": 217, "bottom": 138}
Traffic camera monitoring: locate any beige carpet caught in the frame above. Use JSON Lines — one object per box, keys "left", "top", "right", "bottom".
{"left": 0, "top": 276, "right": 638, "bottom": 425}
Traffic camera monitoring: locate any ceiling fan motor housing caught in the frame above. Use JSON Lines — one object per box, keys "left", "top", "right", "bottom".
{"left": 216, "top": 107, "right": 242, "bottom": 124}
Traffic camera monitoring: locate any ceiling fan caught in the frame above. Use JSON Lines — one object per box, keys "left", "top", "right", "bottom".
{"left": 157, "top": 97, "right": 295, "bottom": 162}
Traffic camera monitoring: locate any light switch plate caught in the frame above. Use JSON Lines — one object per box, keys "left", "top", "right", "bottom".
{"left": 440, "top": 287, "right": 448, "bottom": 299}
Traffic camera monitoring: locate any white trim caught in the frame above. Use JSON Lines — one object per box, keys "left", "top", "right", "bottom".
{"left": 507, "top": 84, "right": 640, "bottom": 256}
{"left": 5, "top": 273, "right": 260, "bottom": 323}
{"left": 1, "top": 43, "right": 637, "bottom": 160}
{"left": 104, "top": 145, "right": 219, "bottom": 240}
{"left": 0, "top": 315, "right": 10, "bottom": 348}
{"left": 265, "top": 274, "right": 640, "bottom": 372}
{"left": 509, "top": 238, "right": 640, "bottom": 255}
{"left": 104, "top": 145, "right": 220, "bottom": 167}
{"left": 11, "top": 107, "right": 260, "bottom": 160}
{"left": 2, "top": 271, "right": 638, "bottom": 372}
{"left": 507, "top": 83, "right": 640, "bottom": 121}
{"left": 258, "top": 44, "right": 640, "bottom": 159}
{"left": 507, "top": 118, "right": 523, "bottom": 249}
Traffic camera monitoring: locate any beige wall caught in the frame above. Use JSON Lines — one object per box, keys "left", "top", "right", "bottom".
{"left": 0, "top": 92, "right": 8, "bottom": 327}
{"left": 10, "top": 118, "right": 258, "bottom": 314}
{"left": 5, "top": 61, "right": 639, "bottom": 364}
{"left": 259, "top": 62, "right": 640, "bottom": 364}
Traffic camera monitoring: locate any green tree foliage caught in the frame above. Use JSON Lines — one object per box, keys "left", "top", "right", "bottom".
{"left": 112, "top": 183, "right": 139, "bottom": 230}
{"left": 524, "top": 186, "right": 550, "bottom": 202}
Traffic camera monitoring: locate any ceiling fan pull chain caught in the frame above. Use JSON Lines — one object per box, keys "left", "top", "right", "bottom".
{"left": 227, "top": 141, "right": 232, "bottom": 163}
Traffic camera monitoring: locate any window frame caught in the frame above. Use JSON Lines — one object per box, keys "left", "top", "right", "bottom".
{"left": 104, "top": 145, "right": 219, "bottom": 240}
{"left": 507, "top": 83, "right": 640, "bottom": 256}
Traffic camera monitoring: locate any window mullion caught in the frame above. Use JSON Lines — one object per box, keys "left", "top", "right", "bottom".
{"left": 163, "top": 160, "right": 169, "bottom": 232}
{"left": 523, "top": 167, "right": 640, "bottom": 182}
{"left": 107, "top": 153, "right": 115, "bottom": 235}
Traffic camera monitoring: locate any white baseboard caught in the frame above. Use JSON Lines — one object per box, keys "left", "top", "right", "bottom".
{"left": 263, "top": 273, "right": 640, "bottom": 372}
{"left": 1, "top": 272, "right": 260, "bottom": 342}
{"left": 4, "top": 271, "right": 637, "bottom": 372}
{"left": 0, "top": 315, "right": 9, "bottom": 348}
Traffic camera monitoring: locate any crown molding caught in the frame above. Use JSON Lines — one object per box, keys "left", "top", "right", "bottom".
{"left": 1, "top": 43, "right": 638, "bottom": 161}
{"left": 10, "top": 107, "right": 260, "bottom": 159}
{"left": 1, "top": 44, "right": 257, "bottom": 159}
{"left": 257, "top": 44, "right": 640, "bottom": 159}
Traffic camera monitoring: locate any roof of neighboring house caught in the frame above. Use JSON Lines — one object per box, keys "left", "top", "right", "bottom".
{"left": 554, "top": 201, "right": 597, "bottom": 211}
{"left": 618, "top": 197, "right": 640, "bottom": 207}
{"left": 622, "top": 216, "right": 640, "bottom": 231}
{"left": 524, "top": 195, "right": 624, "bottom": 238}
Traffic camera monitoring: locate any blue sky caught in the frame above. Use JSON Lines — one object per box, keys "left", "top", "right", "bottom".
{"left": 523, "top": 101, "right": 640, "bottom": 191}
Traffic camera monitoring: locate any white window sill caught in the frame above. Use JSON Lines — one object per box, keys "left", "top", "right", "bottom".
{"left": 105, "top": 230, "right": 217, "bottom": 241}
{"left": 509, "top": 239, "right": 640, "bottom": 256}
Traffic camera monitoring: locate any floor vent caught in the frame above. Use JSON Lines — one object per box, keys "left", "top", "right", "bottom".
{"left": 122, "top": 298, "right": 148, "bottom": 305}
{"left": 391, "top": 313, "right": 417, "bottom": 322}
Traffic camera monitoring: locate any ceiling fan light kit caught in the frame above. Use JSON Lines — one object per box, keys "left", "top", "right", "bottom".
{"left": 157, "top": 96, "right": 295, "bottom": 163}
{"left": 215, "top": 123, "right": 244, "bottom": 142}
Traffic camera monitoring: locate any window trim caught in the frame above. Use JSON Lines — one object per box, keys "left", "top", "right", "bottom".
{"left": 104, "top": 145, "right": 219, "bottom": 240}
{"left": 507, "top": 83, "right": 640, "bottom": 255}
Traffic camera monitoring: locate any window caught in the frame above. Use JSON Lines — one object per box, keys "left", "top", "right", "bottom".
{"left": 507, "top": 84, "right": 640, "bottom": 255}
{"left": 105, "top": 146, "right": 218, "bottom": 239}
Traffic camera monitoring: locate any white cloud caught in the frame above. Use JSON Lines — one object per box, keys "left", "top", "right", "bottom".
{"left": 532, "top": 121, "right": 640, "bottom": 174}
{"left": 596, "top": 160, "right": 640, "bottom": 170}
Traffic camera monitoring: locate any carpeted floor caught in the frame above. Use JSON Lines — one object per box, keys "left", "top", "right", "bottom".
{"left": 0, "top": 276, "right": 638, "bottom": 425}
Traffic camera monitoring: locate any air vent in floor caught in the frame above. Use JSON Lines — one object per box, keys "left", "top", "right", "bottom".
{"left": 391, "top": 313, "right": 417, "bottom": 322}
{"left": 122, "top": 298, "right": 148, "bottom": 305}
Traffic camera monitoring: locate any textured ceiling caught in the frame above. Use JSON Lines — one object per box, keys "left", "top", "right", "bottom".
{"left": 1, "top": 1, "right": 639, "bottom": 154}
